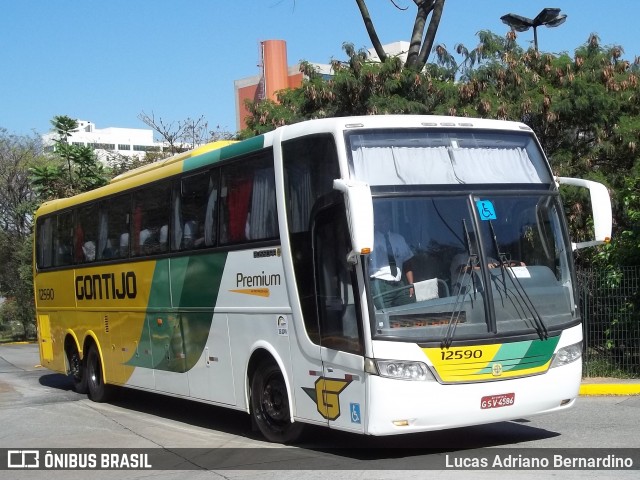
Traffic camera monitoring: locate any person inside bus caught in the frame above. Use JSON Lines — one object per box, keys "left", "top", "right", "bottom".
{"left": 139, "top": 224, "right": 168, "bottom": 254}
{"left": 183, "top": 219, "right": 198, "bottom": 249}
{"left": 450, "top": 232, "right": 524, "bottom": 293}
{"left": 119, "top": 232, "right": 129, "bottom": 257}
{"left": 369, "top": 203, "right": 415, "bottom": 308}
{"left": 82, "top": 240, "right": 96, "bottom": 262}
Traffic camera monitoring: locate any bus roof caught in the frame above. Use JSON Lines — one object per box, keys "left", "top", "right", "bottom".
{"left": 34, "top": 137, "right": 265, "bottom": 217}
{"left": 34, "top": 115, "right": 535, "bottom": 217}
{"left": 109, "top": 140, "right": 237, "bottom": 184}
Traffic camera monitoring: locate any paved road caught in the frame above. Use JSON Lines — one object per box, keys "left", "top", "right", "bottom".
{"left": 1, "top": 343, "right": 639, "bottom": 480}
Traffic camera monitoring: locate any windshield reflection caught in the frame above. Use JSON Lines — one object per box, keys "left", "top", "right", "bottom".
{"left": 369, "top": 194, "right": 576, "bottom": 343}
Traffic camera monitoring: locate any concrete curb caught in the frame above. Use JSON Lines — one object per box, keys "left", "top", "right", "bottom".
{"left": 580, "top": 383, "right": 640, "bottom": 396}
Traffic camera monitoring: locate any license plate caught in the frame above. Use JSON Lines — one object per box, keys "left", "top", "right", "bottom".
{"left": 481, "top": 393, "right": 515, "bottom": 409}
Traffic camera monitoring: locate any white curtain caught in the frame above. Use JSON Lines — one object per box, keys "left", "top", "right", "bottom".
{"left": 351, "top": 145, "right": 545, "bottom": 185}
{"left": 204, "top": 185, "right": 217, "bottom": 246}
{"left": 172, "top": 194, "right": 182, "bottom": 250}
{"left": 450, "top": 147, "right": 544, "bottom": 183}
{"left": 249, "top": 168, "right": 277, "bottom": 239}
{"left": 40, "top": 218, "right": 53, "bottom": 267}
{"left": 287, "top": 167, "right": 312, "bottom": 233}
{"left": 352, "top": 146, "right": 456, "bottom": 185}
{"left": 97, "top": 210, "right": 109, "bottom": 258}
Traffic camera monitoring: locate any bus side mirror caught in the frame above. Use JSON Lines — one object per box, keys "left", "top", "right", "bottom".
{"left": 556, "top": 177, "right": 613, "bottom": 250}
{"left": 333, "top": 179, "right": 373, "bottom": 263}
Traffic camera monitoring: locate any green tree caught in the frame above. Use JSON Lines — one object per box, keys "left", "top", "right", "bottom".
{"left": 436, "top": 32, "right": 640, "bottom": 264}
{"left": 50, "top": 115, "right": 79, "bottom": 188}
{"left": 0, "top": 232, "right": 34, "bottom": 340}
{"left": 0, "top": 129, "right": 40, "bottom": 236}
{"left": 242, "top": 31, "right": 640, "bottom": 268}
{"left": 104, "top": 151, "right": 158, "bottom": 178}
{"left": 32, "top": 115, "right": 109, "bottom": 201}
{"left": 0, "top": 129, "right": 43, "bottom": 340}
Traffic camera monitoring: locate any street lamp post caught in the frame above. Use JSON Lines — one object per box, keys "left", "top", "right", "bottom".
{"left": 500, "top": 7, "right": 567, "bottom": 52}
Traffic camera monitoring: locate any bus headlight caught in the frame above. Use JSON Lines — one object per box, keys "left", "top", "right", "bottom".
{"left": 370, "top": 359, "right": 433, "bottom": 381}
{"left": 550, "top": 341, "right": 582, "bottom": 368}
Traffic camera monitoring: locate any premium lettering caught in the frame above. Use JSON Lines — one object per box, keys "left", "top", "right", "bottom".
{"left": 236, "top": 271, "right": 281, "bottom": 288}
{"left": 75, "top": 272, "right": 137, "bottom": 300}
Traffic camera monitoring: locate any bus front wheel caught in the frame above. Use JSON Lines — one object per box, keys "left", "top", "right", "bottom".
{"left": 86, "top": 344, "right": 113, "bottom": 402}
{"left": 250, "top": 363, "right": 304, "bottom": 443}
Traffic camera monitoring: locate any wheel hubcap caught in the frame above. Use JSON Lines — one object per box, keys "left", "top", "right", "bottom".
{"left": 263, "top": 379, "right": 287, "bottom": 422}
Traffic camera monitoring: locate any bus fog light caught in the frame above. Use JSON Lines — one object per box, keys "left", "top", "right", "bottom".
{"left": 550, "top": 342, "right": 582, "bottom": 368}
{"left": 375, "top": 360, "right": 432, "bottom": 381}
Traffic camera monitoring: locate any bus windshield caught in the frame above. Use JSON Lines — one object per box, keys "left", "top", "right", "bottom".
{"left": 367, "top": 194, "right": 577, "bottom": 343}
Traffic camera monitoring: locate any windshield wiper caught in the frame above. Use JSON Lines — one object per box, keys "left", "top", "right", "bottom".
{"left": 488, "top": 221, "right": 548, "bottom": 340}
{"left": 443, "top": 219, "right": 478, "bottom": 349}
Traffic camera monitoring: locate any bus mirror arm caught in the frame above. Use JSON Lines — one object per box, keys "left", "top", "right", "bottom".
{"left": 333, "top": 179, "right": 374, "bottom": 259}
{"left": 556, "top": 176, "right": 613, "bottom": 250}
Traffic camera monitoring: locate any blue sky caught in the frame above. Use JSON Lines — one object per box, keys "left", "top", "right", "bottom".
{"left": 2, "top": 0, "right": 639, "bottom": 137}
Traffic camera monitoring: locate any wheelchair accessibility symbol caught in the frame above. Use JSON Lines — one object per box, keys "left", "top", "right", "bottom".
{"left": 350, "top": 403, "right": 361, "bottom": 424}
{"left": 476, "top": 200, "right": 497, "bottom": 221}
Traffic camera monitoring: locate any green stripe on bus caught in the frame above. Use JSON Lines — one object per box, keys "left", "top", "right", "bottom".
{"left": 171, "top": 253, "right": 228, "bottom": 308}
{"left": 182, "top": 135, "right": 265, "bottom": 172}
{"left": 126, "top": 252, "right": 228, "bottom": 372}
{"left": 478, "top": 336, "right": 559, "bottom": 374}
{"left": 488, "top": 341, "right": 531, "bottom": 372}
{"left": 512, "top": 335, "right": 560, "bottom": 371}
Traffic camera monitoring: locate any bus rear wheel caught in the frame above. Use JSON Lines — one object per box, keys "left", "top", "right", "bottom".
{"left": 67, "top": 347, "right": 88, "bottom": 394}
{"left": 250, "top": 363, "right": 304, "bottom": 443}
{"left": 86, "top": 344, "right": 113, "bottom": 402}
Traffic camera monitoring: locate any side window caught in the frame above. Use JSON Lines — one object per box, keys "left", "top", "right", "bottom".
{"left": 132, "top": 182, "right": 171, "bottom": 256}
{"left": 36, "top": 217, "right": 53, "bottom": 268}
{"left": 75, "top": 203, "right": 99, "bottom": 263}
{"left": 203, "top": 169, "right": 220, "bottom": 247}
{"left": 172, "top": 170, "right": 215, "bottom": 251}
{"left": 283, "top": 134, "right": 340, "bottom": 233}
{"left": 282, "top": 134, "right": 341, "bottom": 343}
{"left": 54, "top": 212, "right": 73, "bottom": 267}
{"left": 314, "top": 204, "right": 363, "bottom": 355}
{"left": 220, "top": 151, "right": 277, "bottom": 245}
{"left": 98, "top": 194, "right": 131, "bottom": 260}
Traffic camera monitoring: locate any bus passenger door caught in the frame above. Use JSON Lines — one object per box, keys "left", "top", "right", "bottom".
{"left": 313, "top": 204, "right": 366, "bottom": 434}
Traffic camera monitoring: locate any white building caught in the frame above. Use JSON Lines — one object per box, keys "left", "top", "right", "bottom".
{"left": 367, "top": 41, "right": 410, "bottom": 63}
{"left": 42, "top": 120, "right": 165, "bottom": 161}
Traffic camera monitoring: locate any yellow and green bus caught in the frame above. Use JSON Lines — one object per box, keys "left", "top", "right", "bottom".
{"left": 34, "top": 115, "right": 612, "bottom": 443}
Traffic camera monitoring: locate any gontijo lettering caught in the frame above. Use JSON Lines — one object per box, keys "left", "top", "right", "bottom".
{"left": 75, "top": 272, "right": 137, "bottom": 300}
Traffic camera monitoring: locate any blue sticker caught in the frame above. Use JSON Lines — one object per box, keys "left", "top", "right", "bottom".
{"left": 350, "top": 403, "right": 361, "bottom": 424}
{"left": 476, "top": 200, "right": 497, "bottom": 220}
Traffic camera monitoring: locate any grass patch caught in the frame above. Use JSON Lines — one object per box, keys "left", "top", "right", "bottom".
{"left": 583, "top": 356, "right": 639, "bottom": 379}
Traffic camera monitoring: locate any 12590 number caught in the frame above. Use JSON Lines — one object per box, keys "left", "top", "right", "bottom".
{"left": 38, "top": 288, "right": 55, "bottom": 301}
{"left": 440, "top": 349, "right": 483, "bottom": 361}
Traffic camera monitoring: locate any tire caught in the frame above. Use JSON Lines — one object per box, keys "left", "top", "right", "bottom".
{"left": 250, "top": 363, "right": 304, "bottom": 443}
{"left": 86, "top": 344, "right": 113, "bottom": 402}
{"left": 67, "top": 346, "right": 88, "bottom": 394}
